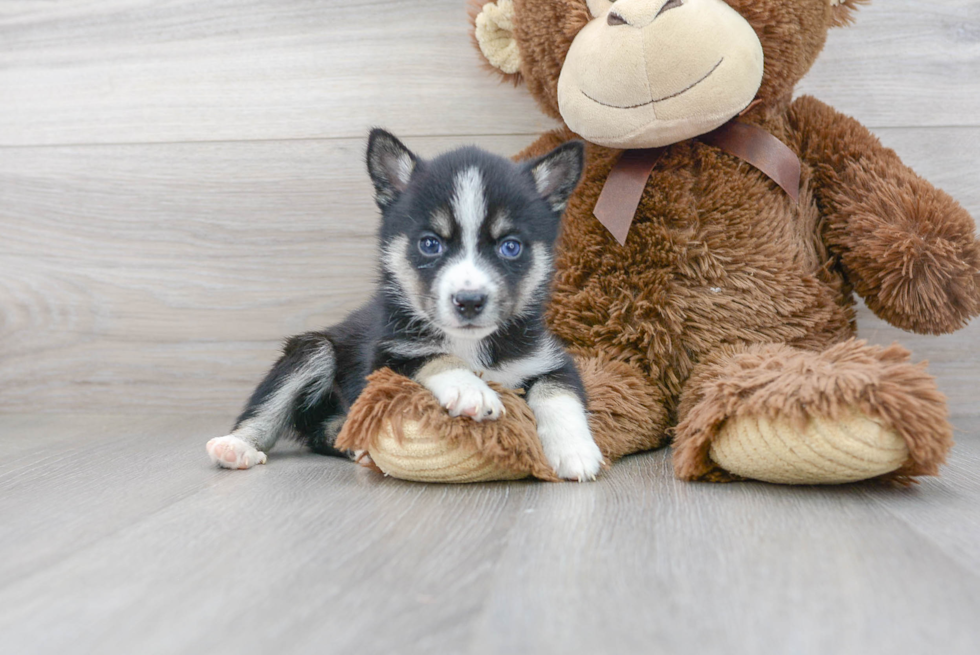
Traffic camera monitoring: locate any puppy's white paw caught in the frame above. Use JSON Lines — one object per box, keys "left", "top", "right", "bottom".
{"left": 424, "top": 369, "right": 504, "bottom": 422}
{"left": 544, "top": 439, "right": 604, "bottom": 482}
{"left": 529, "top": 391, "right": 603, "bottom": 481}
{"left": 207, "top": 435, "right": 267, "bottom": 470}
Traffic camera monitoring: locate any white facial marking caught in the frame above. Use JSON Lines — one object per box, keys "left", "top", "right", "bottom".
{"left": 435, "top": 256, "right": 499, "bottom": 333}
{"left": 513, "top": 243, "right": 552, "bottom": 318}
{"left": 451, "top": 167, "right": 487, "bottom": 257}
{"left": 435, "top": 166, "right": 504, "bottom": 333}
{"left": 526, "top": 385, "right": 603, "bottom": 481}
{"left": 431, "top": 208, "right": 453, "bottom": 239}
{"left": 489, "top": 211, "right": 514, "bottom": 240}
{"left": 437, "top": 257, "right": 493, "bottom": 298}
{"left": 382, "top": 234, "right": 430, "bottom": 322}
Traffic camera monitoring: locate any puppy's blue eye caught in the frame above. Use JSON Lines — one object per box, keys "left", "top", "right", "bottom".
{"left": 498, "top": 239, "right": 522, "bottom": 259}
{"left": 418, "top": 236, "right": 443, "bottom": 256}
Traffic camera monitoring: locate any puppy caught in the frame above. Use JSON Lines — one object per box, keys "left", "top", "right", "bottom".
{"left": 206, "top": 130, "right": 604, "bottom": 480}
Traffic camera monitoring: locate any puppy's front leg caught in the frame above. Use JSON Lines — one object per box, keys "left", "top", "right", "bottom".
{"left": 415, "top": 356, "right": 504, "bottom": 422}
{"left": 526, "top": 379, "right": 603, "bottom": 481}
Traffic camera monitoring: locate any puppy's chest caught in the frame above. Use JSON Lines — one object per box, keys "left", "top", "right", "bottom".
{"left": 444, "top": 338, "right": 557, "bottom": 389}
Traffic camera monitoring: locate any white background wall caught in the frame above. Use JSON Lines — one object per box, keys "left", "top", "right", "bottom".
{"left": 0, "top": 0, "right": 977, "bottom": 416}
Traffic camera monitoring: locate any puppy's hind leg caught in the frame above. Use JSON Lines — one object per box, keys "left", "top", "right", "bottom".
{"left": 208, "top": 333, "right": 337, "bottom": 469}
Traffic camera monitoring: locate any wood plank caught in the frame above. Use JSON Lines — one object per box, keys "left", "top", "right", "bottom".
{"left": 796, "top": 1, "right": 980, "bottom": 129}
{"left": 0, "top": 415, "right": 978, "bottom": 654}
{"left": 0, "top": 0, "right": 555, "bottom": 147}
{"left": 2, "top": 129, "right": 978, "bottom": 415}
{"left": 0, "top": 415, "right": 525, "bottom": 655}
{"left": 0, "top": 415, "right": 235, "bottom": 587}
{"left": 468, "top": 437, "right": 980, "bottom": 655}
{"left": 863, "top": 417, "right": 980, "bottom": 580}
{"left": 0, "top": 135, "right": 536, "bottom": 414}
{"left": 0, "top": 0, "right": 977, "bottom": 147}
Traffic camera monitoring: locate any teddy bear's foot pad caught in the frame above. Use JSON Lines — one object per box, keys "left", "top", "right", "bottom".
{"left": 709, "top": 408, "right": 909, "bottom": 485}
{"left": 369, "top": 421, "right": 529, "bottom": 483}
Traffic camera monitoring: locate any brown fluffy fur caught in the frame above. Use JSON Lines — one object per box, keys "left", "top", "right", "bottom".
{"left": 336, "top": 368, "right": 560, "bottom": 481}
{"left": 672, "top": 339, "right": 953, "bottom": 484}
{"left": 472, "top": 0, "right": 979, "bottom": 481}
{"left": 573, "top": 353, "right": 670, "bottom": 460}
{"left": 338, "top": 356, "right": 672, "bottom": 479}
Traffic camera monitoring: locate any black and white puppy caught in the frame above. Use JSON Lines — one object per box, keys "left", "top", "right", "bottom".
{"left": 206, "top": 130, "right": 604, "bottom": 480}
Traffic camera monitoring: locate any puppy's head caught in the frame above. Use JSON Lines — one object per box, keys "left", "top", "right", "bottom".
{"left": 367, "top": 129, "right": 584, "bottom": 340}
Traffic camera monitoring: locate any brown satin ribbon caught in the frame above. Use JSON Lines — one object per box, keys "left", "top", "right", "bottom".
{"left": 592, "top": 120, "right": 802, "bottom": 245}
{"left": 593, "top": 147, "right": 667, "bottom": 246}
{"left": 701, "top": 121, "right": 801, "bottom": 202}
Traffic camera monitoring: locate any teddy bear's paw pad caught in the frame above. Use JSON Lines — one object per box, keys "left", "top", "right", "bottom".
{"left": 709, "top": 408, "right": 909, "bottom": 485}
{"left": 426, "top": 369, "right": 505, "bottom": 422}
{"left": 369, "top": 420, "right": 527, "bottom": 484}
{"left": 206, "top": 435, "right": 267, "bottom": 470}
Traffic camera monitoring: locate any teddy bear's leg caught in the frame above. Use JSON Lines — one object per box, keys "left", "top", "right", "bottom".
{"left": 673, "top": 339, "right": 953, "bottom": 485}
{"left": 573, "top": 354, "right": 672, "bottom": 462}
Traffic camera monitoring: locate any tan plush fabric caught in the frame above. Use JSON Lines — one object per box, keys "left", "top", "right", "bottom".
{"left": 672, "top": 340, "right": 953, "bottom": 485}
{"left": 336, "top": 368, "right": 559, "bottom": 483}
{"left": 556, "top": 0, "right": 764, "bottom": 148}
{"left": 369, "top": 420, "right": 531, "bottom": 483}
{"left": 710, "top": 409, "right": 909, "bottom": 485}
{"left": 336, "top": 355, "right": 670, "bottom": 483}
{"left": 474, "top": 0, "right": 522, "bottom": 75}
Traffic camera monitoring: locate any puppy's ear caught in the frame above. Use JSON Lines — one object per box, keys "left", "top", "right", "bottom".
{"left": 366, "top": 129, "right": 418, "bottom": 209}
{"left": 526, "top": 141, "right": 585, "bottom": 214}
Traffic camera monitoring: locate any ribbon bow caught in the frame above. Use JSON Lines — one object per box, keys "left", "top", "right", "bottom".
{"left": 593, "top": 120, "right": 802, "bottom": 245}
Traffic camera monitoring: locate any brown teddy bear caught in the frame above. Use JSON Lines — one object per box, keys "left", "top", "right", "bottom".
{"left": 339, "top": 0, "right": 979, "bottom": 485}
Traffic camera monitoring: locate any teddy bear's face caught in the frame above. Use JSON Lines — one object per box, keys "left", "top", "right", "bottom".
{"left": 474, "top": 0, "right": 866, "bottom": 147}
{"left": 557, "top": 0, "right": 765, "bottom": 148}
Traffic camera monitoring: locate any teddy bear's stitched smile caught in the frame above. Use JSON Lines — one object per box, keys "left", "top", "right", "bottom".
{"left": 581, "top": 57, "right": 724, "bottom": 109}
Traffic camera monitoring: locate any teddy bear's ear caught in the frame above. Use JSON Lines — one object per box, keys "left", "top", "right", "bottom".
{"left": 471, "top": 0, "right": 522, "bottom": 80}
{"left": 829, "top": 0, "right": 871, "bottom": 28}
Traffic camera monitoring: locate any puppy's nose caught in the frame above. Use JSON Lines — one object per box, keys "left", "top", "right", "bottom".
{"left": 452, "top": 291, "right": 487, "bottom": 319}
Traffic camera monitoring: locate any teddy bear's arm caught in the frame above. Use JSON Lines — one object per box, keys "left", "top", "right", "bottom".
{"left": 789, "top": 95, "right": 980, "bottom": 335}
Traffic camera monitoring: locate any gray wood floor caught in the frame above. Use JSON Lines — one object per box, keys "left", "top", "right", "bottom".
{"left": 2, "top": 1, "right": 980, "bottom": 653}
{"left": 1, "top": 415, "right": 979, "bottom": 655}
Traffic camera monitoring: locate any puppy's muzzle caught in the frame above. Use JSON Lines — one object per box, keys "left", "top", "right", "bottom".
{"left": 452, "top": 291, "right": 488, "bottom": 319}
